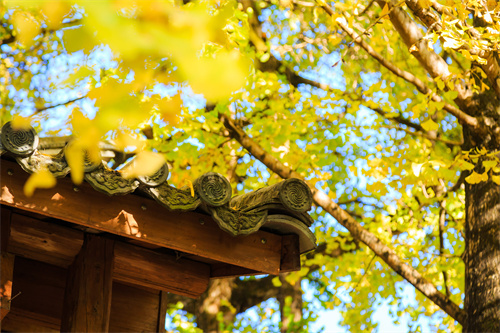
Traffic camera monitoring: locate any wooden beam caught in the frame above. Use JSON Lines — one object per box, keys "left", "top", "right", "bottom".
{"left": 210, "top": 263, "right": 260, "bottom": 278}
{"left": 1, "top": 159, "right": 282, "bottom": 275}
{"left": 61, "top": 234, "right": 114, "bottom": 332}
{"left": 114, "top": 242, "right": 209, "bottom": 298}
{"left": 7, "top": 213, "right": 210, "bottom": 298}
{"left": 0, "top": 252, "right": 14, "bottom": 320}
{"left": 279, "top": 234, "right": 301, "bottom": 273}
{"left": 2, "top": 308, "right": 60, "bottom": 332}
{"left": 8, "top": 213, "right": 83, "bottom": 268}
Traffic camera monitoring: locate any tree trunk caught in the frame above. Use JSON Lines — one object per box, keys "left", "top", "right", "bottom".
{"left": 195, "top": 278, "right": 236, "bottom": 332}
{"left": 278, "top": 275, "right": 303, "bottom": 333}
{"left": 463, "top": 97, "right": 500, "bottom": 332}
{"left": 464, "top": 177, "right": 500, "bottom": 332}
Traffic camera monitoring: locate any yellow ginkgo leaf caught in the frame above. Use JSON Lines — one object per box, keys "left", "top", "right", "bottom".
{"left": 409, "top": 44, "right": 419, "bottom": 53}
{"left": 483, "top": 160, "right": 497, "bottom": 172}
{"left": 465, "top": 171, "right": 488, "bottom": 184}
{"left": 458, "top": 160, "right": 475, "bottom": 171}
{"left": 421, "top": 119, "right": 439, "bottom": 132}
{"left": 121, "top": 151, "right": 166, "bottom": 179}
{"left": 11, "top": 115, "right": 32, "bottom": 130}
{"left": 492, "top": 175, "right": 500, "bottom": 185}
{"left": 65, "top": 142, "right": 85, "bottom": 185}
{"left": 113, "top": 131, "right": 146, "bottom": 152}
{"left": 156, "top": 94, "right": 182, "bottom": 125}
{"left": 24, "top": 169, "right": 57, "bottom": 197}
{"left": 11, "top": 11, "right": 41, "bottom": 47}
{"left": 180, "top": 179, "right": 195, "bottom": 197}
{"left": 412, "top": 162, "right": 425, "bottom": 177}
{"left": 380, "top": 4, "right": 389, "bottom": 19}
{"left": 62, "top": 66, "right": 95, "bottom": 87}
{"left": 41, "top": 0, "right": 71, "bottom": 29}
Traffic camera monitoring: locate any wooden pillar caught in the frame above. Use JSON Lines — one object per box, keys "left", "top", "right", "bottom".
{"left": 1, "top": 207, "right": 14, "bottom": 320}
{"left": 61, "top": 234, "right": 114, "bottom": 332}
{"left": 1, "top": 207, "right": 12, "bottom": 252}
{"left": 0, "top": 252, "right": 14, "bottom": 320}
{"left": 156, "top": 291, "right": 168, "bottom": 333}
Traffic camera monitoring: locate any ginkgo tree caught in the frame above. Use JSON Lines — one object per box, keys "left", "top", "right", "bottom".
{"left": 1, "top": 0, "right": 500, "bottom": 332}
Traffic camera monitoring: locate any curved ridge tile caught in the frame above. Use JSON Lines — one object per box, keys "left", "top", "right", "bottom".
{"left": 208, "top": 205, "right": 268, "bottom": 236}
{"left": 85, "top": 166, "right": 139, "bottom": 195}
{"left": 1, "top": 122, "right": 39, "bottom": 157}
{"left": 194, "top": 172, "right": 232, "bottom": 207}
{"left": 143, "top": 182, "right": 201, "bottom": 211}
{"left": 263, "top": 214, "right": 317, "bottom": 254}
{"left": 230, "top": 178, "right": 314, "bottom": 226}
{"left": 137, "top": 163, "right": 169, "bottom": 187}
{"left": 17, "top": 150, "right": 70, "bottom": 178}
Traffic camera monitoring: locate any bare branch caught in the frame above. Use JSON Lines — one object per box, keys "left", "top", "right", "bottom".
{"left": 221, "top": 113, "right": 466, "bottom": 324}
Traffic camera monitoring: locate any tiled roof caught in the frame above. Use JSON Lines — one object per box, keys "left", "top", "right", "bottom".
{"left": 0, "top": 121, "right": 316, "bottom": 253}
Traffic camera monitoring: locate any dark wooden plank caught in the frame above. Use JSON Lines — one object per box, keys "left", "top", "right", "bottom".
{"left": 1, "top": 207, "right": 12, "bottom": 252}
{"left": 61, "top": 234, "right": 114, "bottom": 333}
{"left": 279, "top": 234, "right": 301, "bottom": 273}
{"left": 0, "top": 252, "right": 14, "bottom": 320}
{"left": 8, "top": 213, "right": 83, "bottom": 267}
{"left": 114, "top": 242, "right": 209, "bottom": 298}
{"left": 157, "top": 291, "right": 169, "bottom": 333}
{"left": 210, "top": 263, "right": 260, "bottom": 278}
{"left": 109, "top": 282, "right": 159, "bottom": 333}
{"left": 9, "top": 257, "right": 66, "bottom": 321}
{"left": 1, "top": 308, "right": 60, "bottom": 332}
{"left": 0, "top": 159, "right": 282, "bottom": 275}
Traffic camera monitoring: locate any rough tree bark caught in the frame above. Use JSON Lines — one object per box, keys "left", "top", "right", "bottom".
{"left": 462, "top": 91, "right": 500, "bottom": 332}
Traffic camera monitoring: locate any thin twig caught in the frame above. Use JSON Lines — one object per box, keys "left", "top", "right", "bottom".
{"left": 35, "top": 96, "right": 85, "bottom": 113}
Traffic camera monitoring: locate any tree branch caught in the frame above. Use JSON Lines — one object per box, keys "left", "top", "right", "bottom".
{"left": 1, "top": 19, "right": 82, "bottom": 46}
{"left": 220, "top": 113, "right": 466, "bottom": 324}
{"left": 319, "top": 4, "right": 480, "bottom": 132}
{"left": 406, "top": 0, "right": 500, "bottom": 98}
{"left": 241, "top": 0, "right": 331, "bottom": 92}
{"left": 371, "top": 107, "right": 424, "bottom": 132}
{"left": 438, "top": 203, "right": 451, "bottom": 297}
{"left": 35, "top": 96, "right": 85, "bottom": 113}
{"left": 375, "top": 1, "right": 454, "bottom": 82}
{"left": 383, "top": 124, "right": 463, "bottom": 146}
